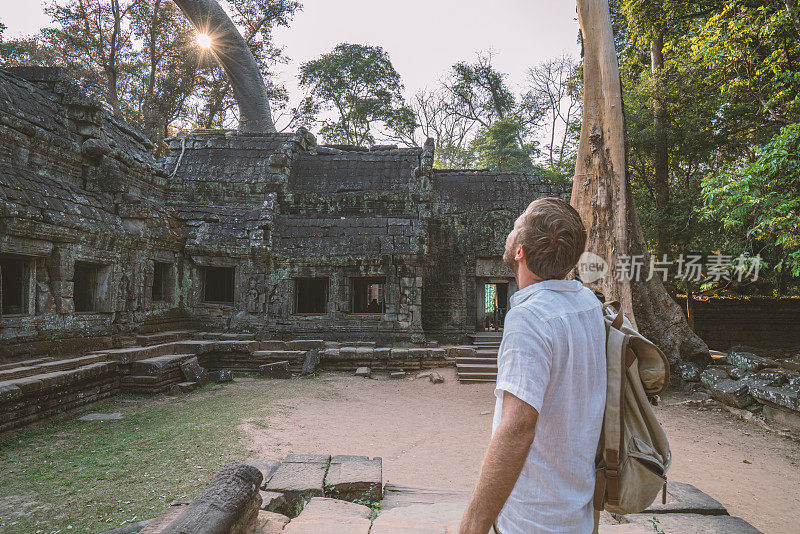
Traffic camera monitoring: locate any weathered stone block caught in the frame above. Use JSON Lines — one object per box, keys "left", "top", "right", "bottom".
{"left": 390, "top": 348, "right": 409, "bottom": 359}
{"left": 643, "top": 482, "right": 727, "bottom": 515}
{"left": 623, "top": 513, "right": 761, "bottom": 533}
{"left": 727, "top": 351, "right": 776, "bottom": 371}
{"left": 180, "top": 356, "right": 209, "bottom": 385}
{"left": 259, "top": 361, "right": 290, "bottom": 379}
{"left": 756, "top": 368, "right": 789, "bottom": 386}
{"left": 247, "top": 458, "right": 281, "bottom": 487}
{"left": 390, "top": 371, "right": 406, "bottom": 379}
{"left": 750, "top": 385, "right": 800, "bottom": 412}
{"left": 677, "top": 362, "right": 701, "bottom": 382}
{"left": 288, "top": 339, "right": 324, "bottom": 351}
{"left": 264, "top": 455, "right": 330, "bottom": 509}
{"left": 429, "top": 372, "right": 444, "bottom": 384}
{"left": 325, "top": 455, "right": 382, "bottom": 502}
{"left": 281, "top": 497, "right": 371, "bottom": 534}
{"left": 708, "top": 379, "right": 753, "bottom": 408}
{"left": 428, "top": 348, "right": 446, "bottom": 360}
{"left": 209, "top": 369, "right": 233, "bottom": 383}
{"left": 373, "top": 348, "right": 391, "bottom": 359}
{"left": 252, "top": 509, "right": 290, "bottom": 534}
{"left": 355, "top": 367, "right": 371, "bottom": 378}
{"left": 699, "top": 368, "right": 728, "bottom": 387}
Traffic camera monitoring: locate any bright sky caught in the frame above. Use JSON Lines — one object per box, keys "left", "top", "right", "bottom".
{"left": 1, "top": 0, "right": 580, "bottom": 132}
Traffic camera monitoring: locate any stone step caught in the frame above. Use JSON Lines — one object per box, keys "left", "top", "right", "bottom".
{"left": 135, "top": 330, "right": 198, "bottom": 346}
{"left": 475, "top": 349, "right": 499, "bottom": 356}
{"left": 197, "top": 332, "right": 256, "bottom": 341}
{"left": 0, "top": 357, "right": 54, "bottom": 371}
{"left": 458, "top": 377, "right": 496, "bottom": 384}
{"left": 282, "top": 497, "right": 371, "bottom": 534}
{"left": 455, "top": 363, "right": 498, "bottom": 373}
{"left": 0, "top": 354, "right": 108, "bottom": 381}
{"left": 455, "top": 357, "right": 497, "bottom": 365}
{"left": 457, "top": 370, "right": 497, "bottom": 380}
{"left": 131, "top": 353, "right": 195, "bottom": 376}
{"left": 252, "top": 350, "right": 308, "bottom": 361}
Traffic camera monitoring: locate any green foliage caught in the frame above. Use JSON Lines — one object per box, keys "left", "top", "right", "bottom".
{"left": 701, "top": 123, "right": 800, "bottom": 277}
{"left": 298, "top": 43, "right": 415, "bottom": 146}
{"left": 471, "top": 119, "right": 536, "bottom": 172}
{"left": 691, "top": 0, "right": 800, "bottom": 125}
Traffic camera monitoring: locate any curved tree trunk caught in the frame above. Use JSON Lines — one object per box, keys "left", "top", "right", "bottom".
{"left": 172, "top": 0, "right": 276, "bottom": 133}
{"left": 573, "top": 0, "right": 709, "bottom": 365}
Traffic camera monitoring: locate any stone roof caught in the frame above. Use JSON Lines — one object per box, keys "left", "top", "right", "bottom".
{"left": 289, "top": 145, "right": 423, "bottom": 194}
{"left": 0, "top": 163, "right": 125, "bottom": 235}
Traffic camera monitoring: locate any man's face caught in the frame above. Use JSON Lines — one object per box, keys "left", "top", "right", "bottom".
{"left": 503, "top": 217, "right": 522, "bottom": 275}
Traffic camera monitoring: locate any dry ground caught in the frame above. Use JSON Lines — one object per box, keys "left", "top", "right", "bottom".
{"left": 243, "top": 368, "right": 800, "bottom": 534}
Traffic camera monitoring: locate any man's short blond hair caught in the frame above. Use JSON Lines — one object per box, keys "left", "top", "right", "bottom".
{"left": 515, "top": 198, "right": 587, "bottom": 280}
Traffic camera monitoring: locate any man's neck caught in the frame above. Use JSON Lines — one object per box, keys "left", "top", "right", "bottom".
{"left": 516, "top": 267, "right": 543, "bottom": 290}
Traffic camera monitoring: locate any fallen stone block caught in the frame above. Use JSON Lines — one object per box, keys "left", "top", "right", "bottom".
{"left": 728, "top": 351, "right": 776, "bottom": 371}
{"left": 429, "top": 372, "right": 444, "bottom": 384}
{"left": 209, "top": 369, "right": 233, "bottom": 383}
{"left": 708, "top": 379, "right": 753, "bottom": 408}
{"left": 180, "top": 356, "right": 209, "bottom": 386}
{"left": 756, "top": 368, "right": 790, "bottom": 386}
{"left": 700, "top": 368, "right": 728, "bottom": 387}
{"left": 778, "top": 356, "right": 800, "bottom": 372}
{"left": 300, "top": 349, "right": 320, "bottom": 375}
{"left": 252, "top": 510, "right": 290, "bottom": 534}
{"left": 355, "top": 367, "right": 371, "bottom": 378}
{"left": 622, "top": 513, "right": 761, "bottom": 533}
{"left": 259, "top": 361, "right": 290, "bottom": 379}
{"left": 263, "top": 454, "right": 330, "bottom": 510}
{"left": 390, "top": 371, "right": 406, "bottom": 379}
{"left": 246, "top": 458, "right": 281, "bottom": 487}
{"left": 643, "top": 482, "right": 727, "bottom": 515}
{"left": 281, "top": 497, "right": 372, "bottom": 534}
{"left": 325, "top": 455, "right": 382, "bottom": 502}
{"left": 677, "top": 362, "right": 700, "bottom": 382}
{"left": 750, "top": 385, "right": 800, "bottom": 412}
{"left": 728, "top": 367, "right": 748, "bottom": 380}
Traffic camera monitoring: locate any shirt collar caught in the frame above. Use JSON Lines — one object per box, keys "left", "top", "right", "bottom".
{"left": 510, "top": 279, "right": 583, "bottom": 308}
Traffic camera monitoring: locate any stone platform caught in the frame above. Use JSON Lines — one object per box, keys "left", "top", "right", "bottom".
{"left": 131, "top": 455, "right": 762, "bottom": 534}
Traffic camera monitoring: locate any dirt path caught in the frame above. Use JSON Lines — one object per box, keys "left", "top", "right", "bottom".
{"left": 241, "top": 368, "right": 800, "bottom": 534}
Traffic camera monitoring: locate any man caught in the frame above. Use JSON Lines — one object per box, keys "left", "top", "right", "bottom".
{"left": 460, "top": 198, "right": 606, "bottom": 534}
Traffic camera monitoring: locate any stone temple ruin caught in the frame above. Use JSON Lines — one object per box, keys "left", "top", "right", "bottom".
{"left": 0, "top": 65, "right": 568, "bottom": 433}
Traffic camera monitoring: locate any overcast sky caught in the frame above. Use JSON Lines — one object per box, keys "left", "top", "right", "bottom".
{"left": 2, "top": 1, "right": 581, "bottom": 132}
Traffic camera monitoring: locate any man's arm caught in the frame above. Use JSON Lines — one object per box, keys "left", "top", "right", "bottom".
{"left": 459, "top": 391, "right": 539, "bottom": 534}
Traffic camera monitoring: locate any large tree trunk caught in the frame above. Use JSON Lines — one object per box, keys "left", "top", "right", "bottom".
{"left": 651, "top": 31, "right": 670, "bottom": 255}
{"left": 172, "top": 0, "right": 276, "bottom": 133}
{"left": 573, "top": 0, "right": 709, "bottom": 365}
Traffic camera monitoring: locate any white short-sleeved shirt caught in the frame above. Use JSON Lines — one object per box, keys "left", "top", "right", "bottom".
{"left": 493, "top": 279, "right": 606, "bottom": 534}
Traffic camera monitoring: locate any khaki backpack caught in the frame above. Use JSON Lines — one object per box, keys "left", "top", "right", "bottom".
{"left": 593, "top": 301, "right": 672, "bottom": 516}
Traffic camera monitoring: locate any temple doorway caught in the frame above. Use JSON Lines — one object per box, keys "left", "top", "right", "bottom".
{"left": 476, "top": 279, "right": 514, "bottom": 332}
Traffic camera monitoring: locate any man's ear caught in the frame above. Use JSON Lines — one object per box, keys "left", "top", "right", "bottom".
{"left": 514, "top": 244, "right": 525, "bottom": 262}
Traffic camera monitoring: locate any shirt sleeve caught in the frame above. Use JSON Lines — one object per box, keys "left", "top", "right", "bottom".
{"left": 494, "top": 308, "right": 554, "bottom": 414}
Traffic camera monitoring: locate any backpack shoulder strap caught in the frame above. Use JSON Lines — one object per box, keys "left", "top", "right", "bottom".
{"left": 597, "top": 313, "right": 629, "bottom": 509}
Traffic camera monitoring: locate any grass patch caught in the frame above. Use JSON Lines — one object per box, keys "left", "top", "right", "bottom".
{"left": 0, "top": 378, "right": 322, "bottom": 534}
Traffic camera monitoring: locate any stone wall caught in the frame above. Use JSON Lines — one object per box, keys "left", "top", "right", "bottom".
{"left": 678, "top": 296, "right": 800, "bottom": 351}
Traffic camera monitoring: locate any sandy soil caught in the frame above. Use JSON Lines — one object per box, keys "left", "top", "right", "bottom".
{"left": 241, "top": 368, "right": 800, "bottom": 534}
